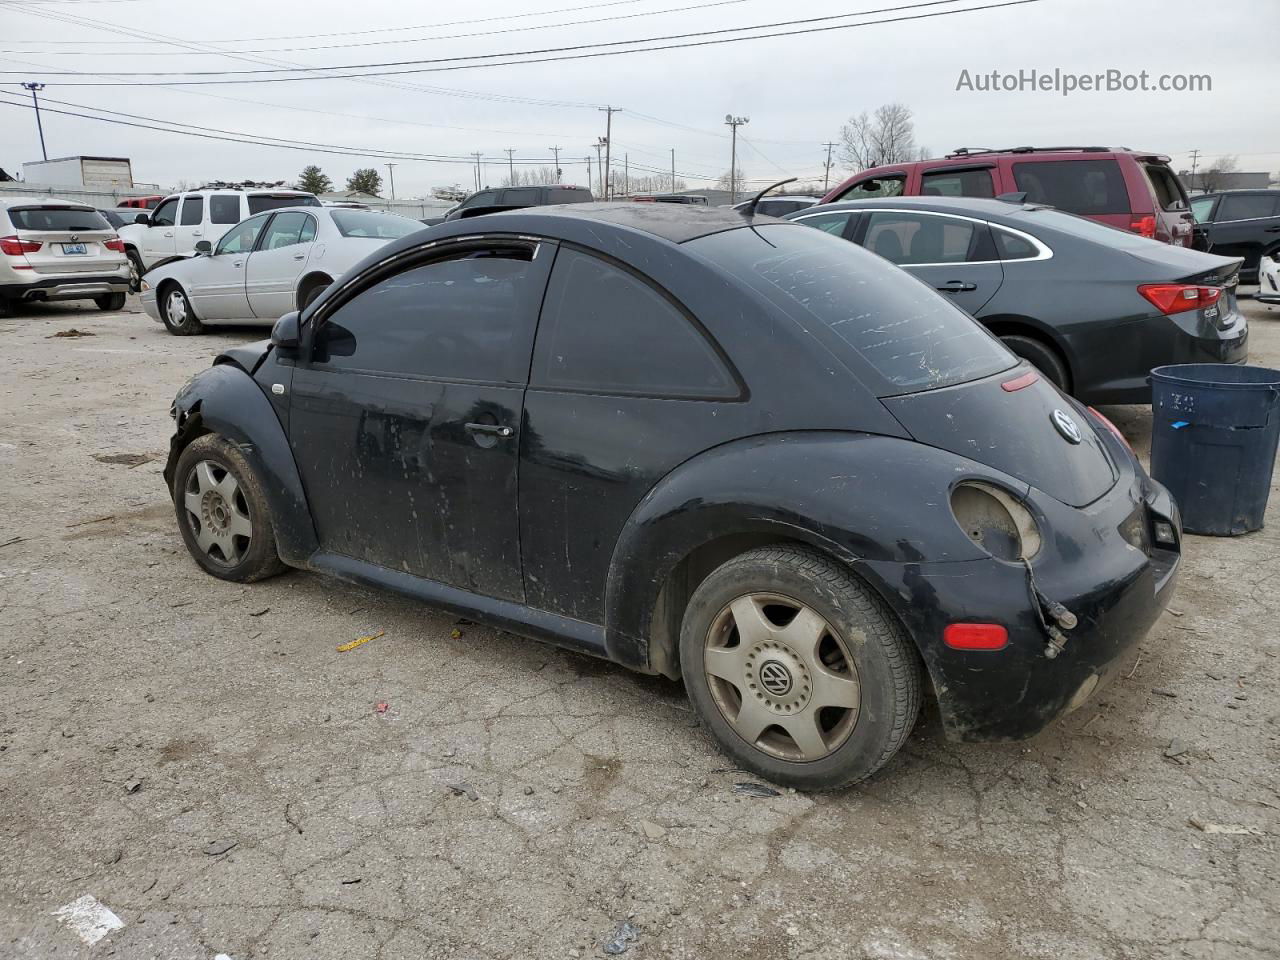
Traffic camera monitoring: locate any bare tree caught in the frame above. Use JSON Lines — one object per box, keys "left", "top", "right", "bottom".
{"left": 716, "top": 167, "right": 746, "bottom": 196}
{"left": 838, "top": 103, "right": 923, "bottom": 171}
{"left": 1199, "top": 154, "right": 1240, "bottom": 193}
{"left": 501, "top": 166, "right": 562, "bottom": 187}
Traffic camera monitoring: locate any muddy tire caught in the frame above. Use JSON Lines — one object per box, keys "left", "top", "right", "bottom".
{"left": 680, "top": 544, "right": 921, "bottom": 790}
{"left": 161, "top": 284, "right": 203, "bottom": 336}
{"left": 95, "top": 292, "right": 127, "bottom": 311}
{"left": 1001, "top": 334, "right": 1070, "bottom": 393}
{"left": 173, "top": 434, "right": 286, "bottom": 583}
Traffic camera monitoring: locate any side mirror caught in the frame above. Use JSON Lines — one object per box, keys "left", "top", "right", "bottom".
{"left": 194, "top": 240, "right": 212, "bottom": 255}
{"left": 134, "top": 213, "right": 149, "bottom": 225}
{"left": 270, "top": 311, "right": 301, "bottom": 355}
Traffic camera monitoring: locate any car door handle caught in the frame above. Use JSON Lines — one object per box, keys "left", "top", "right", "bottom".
{"left": 164, "top": 231, "right": 174, "bottom": 237}
{"left": 293, "top": 253, "right": 306, "bottom": 260}
{"left": 937, "top": 280, "right": 977, "bottom": 292}
{"left": 465, "top": 422, "right": 514, "bottom": 438}
{"left": 234, "top": 261, "right": 243, "bottom": 268}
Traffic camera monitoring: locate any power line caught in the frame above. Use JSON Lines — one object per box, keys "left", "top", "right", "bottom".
{"left": 2, "top": 0, "right": 761, "bottom": 56}
{"left": 2, "top": 1, "right": 1042, "bottom": 84}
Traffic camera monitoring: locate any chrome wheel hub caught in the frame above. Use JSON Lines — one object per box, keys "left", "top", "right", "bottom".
{"left": 183, "top": 460, "right": 251, "bottom": 565}
{"left": 703, "top": 592, "right": 861, "bottom": 762}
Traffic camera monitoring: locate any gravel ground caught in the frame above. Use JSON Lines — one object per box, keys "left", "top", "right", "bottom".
{"left": 1, "top": 295, "right": 1277, "bottom": 960}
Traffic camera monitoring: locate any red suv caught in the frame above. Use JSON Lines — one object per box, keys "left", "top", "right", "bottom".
{"left": 821, "top": 147, "right": 1194, "bottom": 246}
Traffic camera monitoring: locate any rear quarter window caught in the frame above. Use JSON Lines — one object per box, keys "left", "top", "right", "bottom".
{"left": 920, "top": 168, "right": 995, "bottom": 198}
{"left": 549, "top": 188, "right": 592, "bottom": 204}
{"left": 209, "top": 195, "right": 242, "bottom": 224}
{"left": 1012, "top": 159, "right": 1129, "bottom": 215}
{"left": 690, "top": 225, "right": 1014, "bottom": 395}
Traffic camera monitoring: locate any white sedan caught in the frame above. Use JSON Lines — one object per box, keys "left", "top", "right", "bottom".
{"left": 139, "top": 206, "right": 423, "bottom": 335}
{"left": 1258, "top": 249, "right": 1280, "bottom": 308}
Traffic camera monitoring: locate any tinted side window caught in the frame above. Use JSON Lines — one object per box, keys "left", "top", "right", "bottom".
{"left": 501, "top": 188, "right": 540, "bottom": 206}
{"left": 993, "top": 227, "right": 1040, "bottom": 260}
{"left": 215, "top": 214, "right": 270, "bottom": 255}
{"left": 1012, "top": 159, "right": 1128, "bottom": 215}
{"left": 462, "top": 191, "right": 498, "bottom": 208}
{"left": 178, "top": 196, "right": 202, "bottom": 226}
{"left": 150, "top": 197, "right": 179, "bottom": 227}
{"left": 549, "top": 188, "right": 591, "bottom": 204}
{"left": 248, "top": 195, "right": 318, "bottom": 214}
{"left": 794, "top": 212, "right": 854, "bottom": 237}
{"left": 836, "top": 175, "right": 905, "bottom": 201}
{"left": 921, "top": 168, "right": 995, "bottom": 198}
{"left": 534, "top": 248, "right": 734, "bottom": 398}
{"left": 209, "top": 195, "right": 242, "bottom": 224}
{"left": 1218, "top": 194, "right": 1280, "bottom": 220}
{"left": 862, "top": 212, "right": 979, "bottom": 264}
{"left": 314, "top": 247, "right": 538, "bottom": 382}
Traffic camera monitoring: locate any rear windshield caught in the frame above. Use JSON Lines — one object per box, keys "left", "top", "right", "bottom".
{"left": 7, "top": 207, "right": 111, "bottom": 231}
{"left": 1012, "top": 159, "right": 1129, "bottom": 215}
{"left": 689, "top": 225, "right": 1014, "bottom": 395}
{"left": 247, "top": 194, "right": 321, "bottom": 214}
{"left": 330, "top": 210, "right": 421, "bottom": 239}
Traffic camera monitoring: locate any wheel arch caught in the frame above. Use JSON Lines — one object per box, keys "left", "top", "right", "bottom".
{"left": 295, "top": 271, "right": 334, "bottom": 309}
{"left": 980, "top": 314, "right": 1073, "bottom": 389}
{"left": 155, "top": 276, "right": 205, "bottom": 322}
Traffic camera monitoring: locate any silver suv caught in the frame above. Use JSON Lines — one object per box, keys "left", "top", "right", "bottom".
{"left": 0, "top": 197, "right": 130, "bottom": 317}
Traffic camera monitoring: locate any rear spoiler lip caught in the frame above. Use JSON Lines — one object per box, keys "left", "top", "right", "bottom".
{"left": 1174, "top": 256, "right": 1243, "bottom": 287}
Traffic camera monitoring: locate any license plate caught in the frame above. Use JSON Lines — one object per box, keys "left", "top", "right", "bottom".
{"left": 62, "top": 242, "right": 87, "bottom": 255}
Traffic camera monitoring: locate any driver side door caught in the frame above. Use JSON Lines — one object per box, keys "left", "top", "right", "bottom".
{"left": 186, "top": 213, "right": 269, "bottom": 320}
{"left": 140, "top": 196, "right": 179, "bottom": 266}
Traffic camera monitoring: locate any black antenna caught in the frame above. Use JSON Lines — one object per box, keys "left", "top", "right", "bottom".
{"left": 738, "top": 177, "right": 797, "bottom": 218}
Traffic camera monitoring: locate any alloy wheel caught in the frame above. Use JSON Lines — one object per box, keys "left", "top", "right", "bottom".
{"left": 166, "top": 291, "right": 188, "bottom": 327}
{"left": 702, "top": 592, "right": 861, "bottom": 762}
{"left": 182, "top": 460, "right": 252, "bottom": 566}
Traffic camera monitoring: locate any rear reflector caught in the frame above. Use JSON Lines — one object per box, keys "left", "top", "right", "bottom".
{"left": 1001, "top": 370, "right": 1040, "bottom": 392}
{"left": 1138, "top": 283, "right": 1222, "bottom": 316}
{"left": 943, "top": 623, "right": 1009, "bottom": 651}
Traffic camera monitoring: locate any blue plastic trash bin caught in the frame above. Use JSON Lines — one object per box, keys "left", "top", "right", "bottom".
{"left": 1150, "top": 363, "right": 1280, "bottom": 536}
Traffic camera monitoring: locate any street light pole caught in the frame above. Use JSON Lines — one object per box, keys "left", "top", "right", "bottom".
{"left": 22, "top": 82, "right": 47, "bottom": 161}
{"left": 385, "top": 162, "right": 397, "bottom": 200}
{"left": 598, "top": 105, "right": 619, "bottom": 199}
{"left": 725, "top": 114, "right": 749, "bottom": 203}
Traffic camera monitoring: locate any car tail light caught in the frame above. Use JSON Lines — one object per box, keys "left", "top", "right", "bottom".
{"left": 943, "top": 623, "right": 1009, "bottom": 651}
{"left": 103, "top": 237, "right": 125, "bottom": 252}
{"left": 1129, "top": 215, "right": 1157, "bottom": 239}
{"left": 1138, "top": 283, "right": 1221, "bottom": 316}
{"left": 1088, "top": 406, "right": 1134, "bottom": 454}
{"left": 0, "top": 235, "right": 42, "bottom": 256}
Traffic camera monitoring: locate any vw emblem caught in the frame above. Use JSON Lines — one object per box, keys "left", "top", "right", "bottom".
{"left": 1051, "top": 409, "right": 1082, "bottom": 444}
{"left": 759, "top": 661, "right": 793, "bottom": 697}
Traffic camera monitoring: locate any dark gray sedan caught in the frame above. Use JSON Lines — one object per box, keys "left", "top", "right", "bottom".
{"left": 786, "top": 197, "right": 1248, "bottom": 403}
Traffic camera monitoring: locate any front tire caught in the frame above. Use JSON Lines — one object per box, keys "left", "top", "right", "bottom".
{"left": 173, "top": 434, "right": 285, "bottom": 583}
{"left": 680, "top": 545, "right": 921, "bottom": 790}
{"left": 1001, "top": 334, "right": 1070, "bottom": 393}
{"left": 161, "top": 285, "right": 204, "bottom": 336}
{"left": 95, "top": 292, "right": 127, "bottom": 311}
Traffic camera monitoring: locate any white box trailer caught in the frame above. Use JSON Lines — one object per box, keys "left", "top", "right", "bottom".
{"left": 21, "top": 156, "right": 134, "bottom": 190}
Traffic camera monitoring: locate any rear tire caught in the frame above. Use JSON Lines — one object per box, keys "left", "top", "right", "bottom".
{"left": 173, "top": 434, "right": 286, "bottom": 583}
{"left": 298, "top": 277, "right": 330, "bottom": 311}
{"left": 95, "top": 292, "right": 127, "bottom": 311}
{"left": 161, "top": 285, "right": 204, "bottom": 336}
{"left": 1001, "top": 334, "right": 1070, "bottom": 393}
{"left": 680, "top": 544, "right": 921, "bottom": 790}
{"left": 126, "top": 249, "right": 145, "bottom": 293}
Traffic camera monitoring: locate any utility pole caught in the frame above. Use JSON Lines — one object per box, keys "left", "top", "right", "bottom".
{"left": 623, "top": 154, "right": 628, "bottom": 198}
{"left": 671, "top": 148, "right": 676, "bottom": 193}
{"left": 598, "top": 105, "right": 619, "bottom": 199}
{"left": 470, "top": 152, "right": 482, "bottom": 192}
{"left": 550, "top": 145, "right": 561, "bottom": 181}
{"left": 724, "top": 115, "right": 749, "bottom": 203}
{"left": 586, "top": 154, "right": 592, "bottom": 193}
{"left": 504, "top": 148, "right": 516, "bottom": 187}
{"left": 1188, "top": 148, "right": 1201, "bottom": 189}
{"left": 385, "top": 162, "right": 397, "bottom": 200}
{"left": 594, "top": 139, "right": 605, "bottom": 196}
{"left": 822, "top": 141, "right": 837, "bottom": 194}
{"left": 22, "top": 82, "right": 47, "bottom": 161}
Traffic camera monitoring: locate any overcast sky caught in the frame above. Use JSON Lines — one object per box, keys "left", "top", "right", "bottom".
{"left": 0, "top": 0, "right": 1275, "bottom": 197}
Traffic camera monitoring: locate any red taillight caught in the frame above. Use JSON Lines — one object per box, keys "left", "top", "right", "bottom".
{"left": 943, "top": 623, "right": 1009, "bottom": 651}
{"left": 1088, "top": 406, "right": 1134, "bottom": 454}
{"left": 1137, "top": 282, "right": 1222, "bottom": 316}
{"left": 0, "top": 235, "right": 42, "bottom": 256}
{"left": 1129, "top": 215, "right": 1157, "bottom": 239}
{"left": 104, "top": 237, "right": 125, "bottom": 252}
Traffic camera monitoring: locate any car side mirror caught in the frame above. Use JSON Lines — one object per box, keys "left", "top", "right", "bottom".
{"left": 135, "top": 213, "right": 150, "bottom": 225}
{"left": 194, "top": 240, "right": 212, "bottom": 255}
{"left": 271, "top": 311, "right": 301, "bottom": 355}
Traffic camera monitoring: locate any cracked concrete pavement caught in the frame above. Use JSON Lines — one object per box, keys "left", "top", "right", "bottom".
{"left": 1, "top": 295, "right": 1277, "bottom": 960}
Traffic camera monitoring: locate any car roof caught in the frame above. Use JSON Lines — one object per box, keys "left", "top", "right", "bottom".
{"left": 0, "top": 196, "right": 95, "bottom": 210}
{"left": 469, "top": 201, "right": 758, "bottom": 243}
{"left": 796, "top": 195, "right": 1051, "bottom": 221}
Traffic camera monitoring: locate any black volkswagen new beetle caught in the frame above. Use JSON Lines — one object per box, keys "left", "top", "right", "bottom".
{"left": 165, "top": 204, "right": 1181, "bottom": 789}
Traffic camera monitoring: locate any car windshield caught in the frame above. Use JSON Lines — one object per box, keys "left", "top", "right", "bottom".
{"left": 8, "top": 207, "right": 111, "bottom": 231}
{"left": 689, "top": 224, "right": 1015, "bottom": 395}
{"left": 247, "top": 194, "right": 321, "bottom": 214}
{"left": 330, "top": 210, "right": 422, "bottom": 239}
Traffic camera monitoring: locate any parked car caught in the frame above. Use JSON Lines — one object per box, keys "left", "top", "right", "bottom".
{"left": 1258, "top": 249, "right": 1280, "bottom": 306}
{"left": 140, "top": 207, "right": 422, "bottom": 335}
{"left": 117, "top": 195, "right": 164, "bottom": 210}
{"left": 0, "top": 197, "right": 129, "bottom": 316}
{"left": 164, "top": 204, "right": 1181, "bottom": 789}
{"left": 1189, "top": 190, "right": 1280, "bottom": 284}
{"left": 631, "top": 194, "right": 709, "bottom": 205}
{"left": 732, "top": 196, "right": 819, "bottom": 217}
{"left": 822, "top": 147, "right": 1195, "bottom": 247}
{"left": 117, "top": 188, "right": 320, "bottom": 285}
{"left": 443, "top": 184, "right": 592, "bottom": 221}
{"left": 786, "top": 197, "right": 1246, "bottom": 403}
{"left": 96, "top": 208, "right": 132, "bottom": 230}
